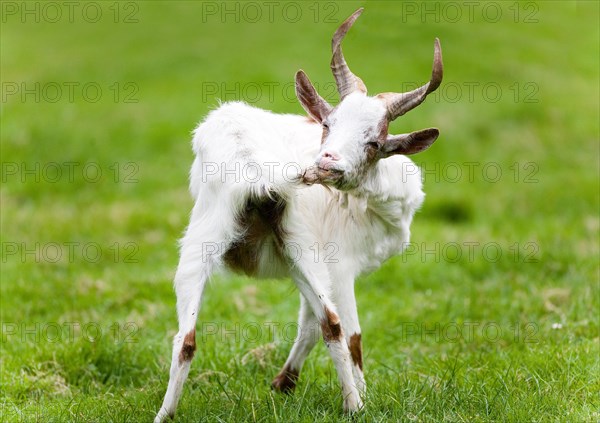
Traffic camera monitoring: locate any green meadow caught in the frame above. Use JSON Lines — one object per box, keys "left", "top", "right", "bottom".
{"left": 1, "top": 1, "right": 598, "bottom": 421}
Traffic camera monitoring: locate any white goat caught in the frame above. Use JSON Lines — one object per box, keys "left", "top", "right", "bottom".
{"left": 155, "top": 8, "right": 443, "bottom": 421}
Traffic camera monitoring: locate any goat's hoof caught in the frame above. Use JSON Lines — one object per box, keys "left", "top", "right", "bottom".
{"left": 343, "top": 394, "right": 363, "bottom": 413}
{"left": 271, "top": 367, "right": 299, "bottom": 393}
{"left": 154, "top": 407, "right": 173, "bottom": 423}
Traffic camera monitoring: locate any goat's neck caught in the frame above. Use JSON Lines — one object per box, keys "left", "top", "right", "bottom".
{"left": 342, "top": 162, "right": 414, "bottom": 230}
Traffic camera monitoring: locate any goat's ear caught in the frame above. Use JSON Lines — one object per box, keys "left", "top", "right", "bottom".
{"left": 295, "top": 70, "right": 332, "bottom": 123}
{"left": 381, "top": 128, "right": 439, "bottom": 157}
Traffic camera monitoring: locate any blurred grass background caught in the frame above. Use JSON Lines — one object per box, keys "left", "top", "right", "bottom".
{"left": 1, "top": 1, "right": 598, "bottom": 421}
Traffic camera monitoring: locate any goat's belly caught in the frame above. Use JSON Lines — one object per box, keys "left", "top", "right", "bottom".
{"left": 255, "top": 240, "right": 290, "bottom": 278}
{"left": 222, "top": 194, "right": 290, "bottom": 279}
{"left": 223, "top": 236, "right": 289, "bottom": 279}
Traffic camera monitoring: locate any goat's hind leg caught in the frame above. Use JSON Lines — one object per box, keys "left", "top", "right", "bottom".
{"left": 155, "top": 202, "right": 238, "bottom": 423}
{"left": 272, "top": 294, "right": 321, "bottom": 393}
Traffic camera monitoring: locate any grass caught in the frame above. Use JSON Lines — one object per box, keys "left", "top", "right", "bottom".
{"left": 1, "top": 1, "right": 599, "bottom": 422}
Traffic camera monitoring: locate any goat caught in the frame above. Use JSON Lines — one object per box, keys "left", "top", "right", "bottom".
{"left": 155, "top": 8, "right": 443, "bottom": 421}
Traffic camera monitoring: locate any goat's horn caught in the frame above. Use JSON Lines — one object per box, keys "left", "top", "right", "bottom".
{"left": 377, "top": 38, "right": 443, "bottom": 121}
{"left": 331, "top": 8, "right": 367, "bottom": 100}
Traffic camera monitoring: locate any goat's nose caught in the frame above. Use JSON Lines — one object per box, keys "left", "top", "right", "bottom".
{"left": 321, "top": 151, "right": 340, "bottom": 161}
{"left": 318, "top": 151, "right": 341, "bottom": 170}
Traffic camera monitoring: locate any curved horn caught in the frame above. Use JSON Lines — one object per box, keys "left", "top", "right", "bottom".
{"left": 331, "top": 8, "right": 367, "bottom": 100}
{"left": 377, "top": 38, "right": 443, "bottom": 121}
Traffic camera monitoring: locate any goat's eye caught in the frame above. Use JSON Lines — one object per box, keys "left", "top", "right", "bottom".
{"left": 322, "top": 122, "right": 329, "bottom": 130}
{"left": 366, "top": 141, "right": 379, "bottom": 150}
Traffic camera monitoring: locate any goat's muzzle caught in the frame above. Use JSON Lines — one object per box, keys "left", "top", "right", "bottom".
{"left": 301, "top": 165, "right": 344, "bottom": 186}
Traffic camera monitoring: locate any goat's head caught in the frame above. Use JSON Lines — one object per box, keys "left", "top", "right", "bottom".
{"left": 298, "top": 8, "right": 443, "bottom": 190}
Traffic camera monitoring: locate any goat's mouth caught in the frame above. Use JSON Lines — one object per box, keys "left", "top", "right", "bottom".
{"left": 318, "top": 166, "right": 344, "bottom": 177}
{"left": 301, "top": 165, "right": 344, "bottom": 186}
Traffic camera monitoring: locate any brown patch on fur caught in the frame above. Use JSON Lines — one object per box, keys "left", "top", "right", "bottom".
{"left": 364, "top": 117, "right": 389, "bottom": 163}
{"left": 321, "top": 126, "right": 329, "bottom": 144}
{"left": 348, "top": 333, "right": 363, "bottom": 370}
{"left": 179, "top": 329, "right": 196, "bottom": 364}
{"left": 321, "top": 307, "right": 343, "bottom": 342}
{"left": 271, "top": 364, "right": 299, "bottom": 393}
{"left": 365, "top": 143, "right": 379, "bottom": 163}
{"left": 224, "top": 194, "right": 287, "bottom": 276}
{"left": 377, "top": 117, "right": 389, "bottom": 143}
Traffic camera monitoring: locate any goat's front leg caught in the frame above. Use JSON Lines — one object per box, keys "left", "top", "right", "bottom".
{"left": 333, "top": 280, "right": 366, "bottom": 398}
{"left": 272, "top": 293, "right": 320, "bottom": 392}
{"left": 288, "top": 261, "right": 361, "bottom": 412}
